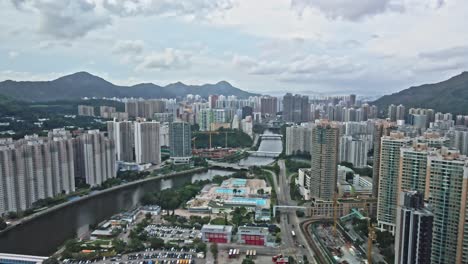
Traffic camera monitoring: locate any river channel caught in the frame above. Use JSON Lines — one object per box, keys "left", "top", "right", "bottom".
{"left": 0, "top": 131, "right": 283, "bottom": 256}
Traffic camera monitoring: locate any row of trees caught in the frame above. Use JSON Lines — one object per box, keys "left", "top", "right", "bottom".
{"left": 193, "top": 128, "right": 253, "bottom": 149}
{"left": 140, "top": 175, "right": 234, "bottom": 215}
{"left": 0, "top": 218, "right": 7, "bottom": 231}
{"left": 339, "top": 161, "right": 373, "bottom": 177}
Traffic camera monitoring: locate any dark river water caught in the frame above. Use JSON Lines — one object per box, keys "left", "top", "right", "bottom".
{"left": 0, "top": 169, "right": 233, "bottom": 256}
{"left": 0, "top": 131, "right": 283, "bottom": 256}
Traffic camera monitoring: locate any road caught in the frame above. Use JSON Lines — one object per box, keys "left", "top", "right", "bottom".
{"left": 272, "top": 160, "right": 316, "bottom": 263}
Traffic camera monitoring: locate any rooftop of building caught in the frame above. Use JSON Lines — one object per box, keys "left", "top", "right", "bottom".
{"left": 0, "top": 253, "right": 48, "bottom": 263}
{"left": 238, "top": 225, "right": 269, "bottom": 234}
{"left": 428, "top": 147, "right": 468, "bottom": 162}
{"left": 201, "top": 224, "right": 233, "bottom": 233}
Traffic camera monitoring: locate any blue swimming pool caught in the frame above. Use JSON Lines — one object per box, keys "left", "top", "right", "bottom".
{"left": 216, "top": 188, "right": 245, "bottom": 194}
{"left": 230, "top": 197, "right": 267, "bottom": 206}
{"left": 232, "top": 179, "right": 247, "bottom": 186}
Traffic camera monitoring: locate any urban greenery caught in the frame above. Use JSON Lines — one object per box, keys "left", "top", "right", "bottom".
{"left": 0, "top": 217, "right": 7, "bottom": 230}
{"left": 339, "top": 161, "right": 373, "bottom": 177}
{"left": 193, "top": 128, "right": 253, "bottom": 149}
{"left": 210, "top": 243, "right": 219, "bottom": 263}
{"left": 0, "top": 97, "right": 122, "bottom": 139}
{"left": 140, "top": 175, "right": 232, "bottom": 214}
{"left": 242, "top": 258, "right": 255, "bottom": 264}
{"left": 289, "top": 174, "right": 302, "bottom": 201}
{"left": 252, "top": 124, "right": 265, "bottom": 135}
{"left": 376, "top": 230, "right": 394, "bottom": 261}
{"left": 284, "top": 158, "right": 309, "bottom": 176}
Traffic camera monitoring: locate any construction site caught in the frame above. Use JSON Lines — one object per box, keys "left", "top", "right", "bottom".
{"left": 309, "top": 206, "right": 388, "bottom": 264}
{"left": 191, "top": 130, "right": 251, "bottom": 161}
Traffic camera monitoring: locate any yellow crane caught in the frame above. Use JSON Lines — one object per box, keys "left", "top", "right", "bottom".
{"left": 363, "top": 201, "right": 376, "bottom": 264}
{"left": 191, "top": 137, "right": 197, "bottom": 150}
{"left": 333, "top": 193, "right": 338, "bottom": 237}
{"left": 193, "top": 130, "right": 235, "bottom": 149}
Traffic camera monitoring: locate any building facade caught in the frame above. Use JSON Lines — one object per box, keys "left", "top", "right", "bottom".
{"left": 134, "top": 122, "right": 161, "bottom": 164}
{"left": 74, "top": 130, "right": 116, "bottom": 187}
{"left": 107, "top": 120, "right": 134, "bottom": 162}
{"left": 169, "top": 121, "right": 192, "bottom": 163}
{"left": 285, "top": 124, "right": 312, "bottom": 156}
{"left": 395, "top": 191, "right": 433, "bottom": 264}
{"left": 78, "top": 105, "right": 95, "bottom": 116}
{"left": 339, "top": 135, "right": 369, "bottom": 168}
{"left": 0, "top": 135, "right": 75, "bottom": 214}
{"left": 201, "top": 225, "right": 232, "bottom": 243}
{"left": 377, "top": 132, "right": 411, "bottom": 234}
{"left": 237, "top": 226, "right": 269, "bottom": 246}
{"left": 283, "top": 93, "right": 310, "bottom": 123}
{"left": 260, "top": 96, "right": 278, "bottom": 117}
{"left": 426, "top": 148, "right": 468, "bottom": 263}
{"left": 309, "top": 122, "right": 340, "bottom": 200}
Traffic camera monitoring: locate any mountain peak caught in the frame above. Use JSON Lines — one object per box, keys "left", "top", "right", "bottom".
{"left": 215, "top": 80, "right": 232, "bottom": 87}
{"left": 63, "top": 71, "right": 94, "bottom": 78}
{"left": 55, "top": 71, "right": 105, "bottom": 83}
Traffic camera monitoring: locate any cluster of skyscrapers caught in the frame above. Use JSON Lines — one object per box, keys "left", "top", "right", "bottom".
{"left": 0, "top": 129, "right": 116, "bottom": 215}
{"left": 286, "top": 95, "right": 468, "bottom": 263}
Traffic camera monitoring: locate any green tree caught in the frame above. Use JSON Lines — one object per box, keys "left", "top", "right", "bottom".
{"left": 112, "top": 239, "right": 126, "bottom": 253}
{"left": 192, "top": 238, "right": 207, "bottom": 253}
{"left": 0, "top": 217, "right": 7, "bottom": 230}
{"left": 6, "top": 211, "right": 19, "bottom": 219}
{"left": 128, "top": 238, "right": 145, "bottom": 252}
{"left": 275, "top": 233, "right": 282, "bottom": 243}
{"left": 150, "top": 237, "right": 165, "bottom": 249}
{"left": 296, "top": 211, "right": 305, "bottom": 217}
{"left": 210, "top": 243, "right": 219, "bottom": 260}
{"left": 145, "top": 212, "right": 152, "bottom": 220}
{"left": 242, "top": 259, "right": 255, "bottom": 264}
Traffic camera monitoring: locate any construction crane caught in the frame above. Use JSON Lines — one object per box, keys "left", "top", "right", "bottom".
{"left": 363, "top": 201, "right": 376, "bottom": 264}
{"left": 193, "top": 130, "right": 235, "bottom": 149}
{"left": 191, "top": 137, "right": 197, "bottom": 150}
{"left": 333, "top": 193, "right": 338, "bottom": 237}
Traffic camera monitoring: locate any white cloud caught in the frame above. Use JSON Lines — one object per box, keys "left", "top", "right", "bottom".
{"left": 290, "top": 0, "right": 400, "bottom": 21}
{"left": 10, "top": 0, "right": 234, "bottom": 39}
{"left": 102, "top": 0, "right": 235, "bottom": 19}
{"left": 290, "top": 0, "right": 446, "bottom": 21}
{"left": 8, "top": 51, "right": 19, "bottom": 59}
{"left": 112, "top": 40, "right": 145, "bottom": 54}
{"left": 233, "top": 53, "right": 363, "bottom": 82}
{"left": 0, "top": 70, "right": 66, "bottom": 81}
{"left": 11, "top": 0, "right": 111, "bottom": 39}
{"left": 2, "top": 0, "right": 467, "bottom": 96}
{"left": 136, "top": 48, "right": 192, "bottom": 71}
{"left": 413, "top": 46, "right": 468, "bottom": 73}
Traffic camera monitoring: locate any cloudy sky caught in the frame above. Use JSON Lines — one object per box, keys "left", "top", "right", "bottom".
{"left": 1, "top": 0, "right": 467, "bottom": 97}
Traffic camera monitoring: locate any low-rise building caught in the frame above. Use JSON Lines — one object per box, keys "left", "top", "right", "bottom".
{"left": 298, "top": 168, "right": 312, "bottom": 200}
{"left": 201, "top": 225, "right": 233, "bottom": 243}
{"left": 140, "top": 205, "right": 161, "bottom": 216}
{"left": 187, "top": 178, "right": 271, "bottom": 220}
{"left": 237, "top": 226, "right": 269, "bottom": 246}
{"left": 309, "top": 197, "right": 377, "bottom": 218}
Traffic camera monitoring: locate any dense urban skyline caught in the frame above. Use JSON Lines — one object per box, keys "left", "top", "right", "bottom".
{"left": 1, "top": 0, "right": 468, "bottom": 96}
{"left": 2, "top": 1, "right": 468, "bottom": 263}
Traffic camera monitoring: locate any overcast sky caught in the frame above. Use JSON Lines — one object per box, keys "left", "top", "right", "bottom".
{"left": 1, "top": 0, "right": 467, "bottom": 97}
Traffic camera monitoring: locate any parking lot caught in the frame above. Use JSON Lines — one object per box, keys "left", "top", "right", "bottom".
{"left": 145, "top": 224, "right": 202, "bottom": 242}
{"left": 71, "top": 248, "right": 206, "bottom": 264}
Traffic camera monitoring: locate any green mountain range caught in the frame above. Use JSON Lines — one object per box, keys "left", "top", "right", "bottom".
{"left": 373, "top": 71, "right": 468, "bottom": 114}
{"left": 0, "top": 72, "right": 258, "bottom": 102}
